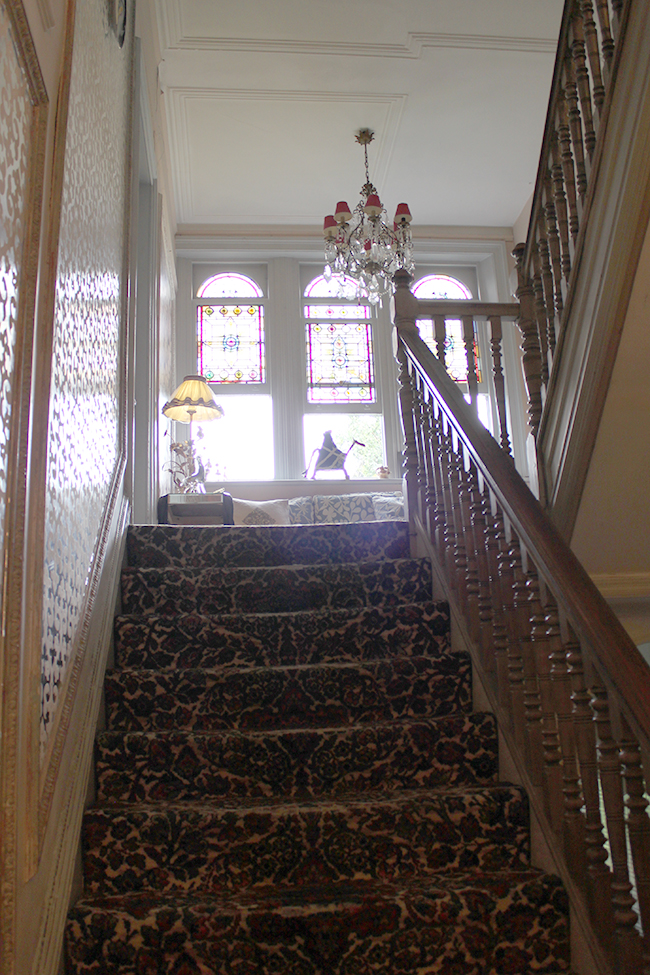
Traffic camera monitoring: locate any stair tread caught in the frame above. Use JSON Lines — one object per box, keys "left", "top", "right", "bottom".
{"left": 104, "top": 654, "right": 472, "bottom": 732}
{"left": 127, "top": 520, "right": 410, "bottom": 569}
{"left": 113, "top": 600, "right": 452, "bottom": 670}
{"left": 120, "top": 558, "right": 433, "bottom": 616}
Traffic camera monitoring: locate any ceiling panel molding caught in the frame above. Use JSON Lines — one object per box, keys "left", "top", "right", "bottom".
{"left": 156, "top": 2, "right": 556, "bottom": 58}
{"left": 166, "top": 87, "right": 406, "bottom": 224}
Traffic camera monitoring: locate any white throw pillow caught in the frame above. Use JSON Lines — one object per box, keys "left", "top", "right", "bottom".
{"left": 232, "top": 498, "right": 291, "bottom": 526}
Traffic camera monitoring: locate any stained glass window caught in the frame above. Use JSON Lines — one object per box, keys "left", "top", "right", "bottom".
{"left": 413, "top": 273, "right": 480, "bottom": 384}
{"left": 196, "top": 273, "right": 265, "bottom": 384}
{"left": 304, "top": 273, "right": 375, "bottom": 404}
{"left": 306, "top": 321, "right": 375, "bottom": 403}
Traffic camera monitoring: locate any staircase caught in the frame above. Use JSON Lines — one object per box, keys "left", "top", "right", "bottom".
{"left": 64, "top": 520, "right": 570, "bottom": 974}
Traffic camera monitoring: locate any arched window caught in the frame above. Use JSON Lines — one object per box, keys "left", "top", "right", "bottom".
{"left": 413, "top": 273, "right": 480, "bottom": 385}
{"left": 302, "top": 272, "right": 384, "bottom": 478}
{"left": 193, "top": 271, "right": 273, "bottom": 479}
{"left": 196, "top": 272, "right": 265, "bottom": 384}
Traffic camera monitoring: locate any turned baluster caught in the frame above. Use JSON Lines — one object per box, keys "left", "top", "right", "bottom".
{"left": 557, "top": 89, "right": 581, "bottom": 240}
{"left": 527, "top": 570, "right": 564, "bottom": 829}
{"left": 619, "top": 719, "right": 650, "bottom": 973}
{"left": 591, "top": 684, "right": 644, "bottom": 970}
{"left": 515, "top": 562, "right": 546, "bottom": 789}
{"left": 456, "top": 454, "right": 480, "bottom": 638}
{"left": 444, "top": 430, "right": 468, "bottom": 604}
{"left": 438, "top": 421, "right": 459, "bottom": 594}
{"left": 462, "top": 315, "right": 479, "bottom": 408}
{"left": 571, "top": 11, "right": 597, "bottom": 159}
{"left": 468, "top": 467, "right": 494, "bottom": 664}
{"left": 564, "top": 53, "right": 589, "bottom": 198}
{"left": 566, "top": 635, "right": 614, "bottom": 948}
{"left": 428, "top": 405, "right": 448, "bottom": 559}
{"left": 418, "top": 393, "right": 437, "bottom": 537}
{"left": 580, "top": 0, "right": 606, "bottom": 113}
{"left": 531, "top": 247, "right": 550, "bottom": 385}
{"left": 545, "top": 601, "right": 586, "bottom": 881}
{"left": 499, "top": 530, "right": 527, "bottom": 749}
{"left": 410, "top": 382, "right": 427, "bottom": 525}
{"left": 488, "top": 316, "right": 511, "bottom": 455}
{"left": 543, "top": 173, "right": 564, "bottom": 332}
{"left": 396, "top": 341, "right": 419, "bottom": 538}
{"left": 550, "top": 132, "right": 572, "bottom": 282}
{"left": 594, "top": 0, "right": 615, "bottom": 73}
{"left": 537, "top": 223, "right": 558, "bottom": 363}
{"left": 512, "top": 244, "right": 544, "bottom": 438}
{"left": 487, "top": 503, "right": 514, "bottom": 714}
{"left": 433, "top": 314, "right": 446, "bottom": 366}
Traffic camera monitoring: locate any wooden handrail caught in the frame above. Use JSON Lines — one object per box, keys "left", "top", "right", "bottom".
{"left": 514, "top": 0, "right": 631, "bottom": 440}
{"left": 395, "top": 313, "right": 650, "bottom": 972}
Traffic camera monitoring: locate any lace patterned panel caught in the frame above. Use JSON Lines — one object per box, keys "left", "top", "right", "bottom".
{"left": 40, "top": 0, "right": 130, "bottom": 755}
{"left": 0, "top": 1, "right": 31, "bottom": 615}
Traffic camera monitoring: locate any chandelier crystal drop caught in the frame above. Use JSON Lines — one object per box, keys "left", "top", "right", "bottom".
{"left": 323, "top": 129, "right": 414, "bottom": 305}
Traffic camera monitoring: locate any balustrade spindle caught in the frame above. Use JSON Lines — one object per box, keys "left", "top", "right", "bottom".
{"left": 580, "top": 0, "right": 606, "bottom": 112}
{"left": 545, "top": 602, "right": 587, "bottom": 880}
{"left": 487, "top": 316, "right": 511, "bottom": 455}
{"left": 527, "top": 572, "right": 564, "bottom": 831}
{"left": 565, "top": 637, "right": 614, "bottom": 948}
{"left": 591, "top": 684, "right": 643, "bottom": 970}
{"left": 537, "top": 229, "right": 558, "bottom": 358}
{"left": 550, "top": 134, "right": 572, "bottom": 280}
{"left": 531, "top": 248, "right": 550, "bottom": 385}
{"left": 433, "top": 314, "right": 446, "bottom": 365}
{"left": 515, "top": 562, "right": 545, "bottom": 789}
{"left": 594, "top": 0, "right": 615, "bottom": 71}
{"left": 429, "top": 406, "right": 447, "bottom": 559}
{"left": 501, "top": 534, "right": 528, "bottom": 754}
{"left": 461, "top": 315, "right": 479, "bottom": 405}
{"left": 396, "top": 344, "right": 419, "bottom": 538}
{"left": 571, "top": 11, "right": 597, "bottom": 159}
{"left": 543, "top": 174, "right": 565, "bottom": 331}
{"left": 439, "top": 422, "right": 459, "bottom": 595}
{"left": 453, "top": 452, "right": 477, "bottom": 634}
{"left": 513, "top": 244, "right": 544, "bottom": 437}
{"left": 557, "top": 90, "right": 581, "bottom": 239}
{"left": 411, "top": 383, "right": 427, "bottom": 523}
{"left": 564, "top": 53, "right": 588, "bottom": 197}
{"left": 468, "top": 469, "right": 494, "bottom": 664}
{"left": 420, "top": 397, "right": 438, "bottom": 541}
{"left": 618, "top": 719, "right": 650, "bottom": 974}
{"left": 488, "top": 505, "right": 515, "bottom": 714}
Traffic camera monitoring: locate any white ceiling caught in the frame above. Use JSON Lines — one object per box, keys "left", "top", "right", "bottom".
{"left": 156, "top": 0, "right": 564, "bottom": 233}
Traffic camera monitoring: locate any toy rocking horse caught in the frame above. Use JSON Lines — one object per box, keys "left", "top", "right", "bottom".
{"left": 303, "top": 431, "right": 365, "bottom": 479}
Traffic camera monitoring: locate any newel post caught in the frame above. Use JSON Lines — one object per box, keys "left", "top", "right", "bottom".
{"left": 512, "top": 243, "right": 544, "bottom": 439}
{"left": 392, "top": 270, "right": 420, "bottom": 549}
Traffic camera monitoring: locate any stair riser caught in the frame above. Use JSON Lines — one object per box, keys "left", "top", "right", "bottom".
{"left": 114, "top": 601, "right": 451, "bottom": 671}
{"left": 83, "top": 788, "right": 530, "bottom": 896}
{"left": 96, "top": 713, "right": 498, "bottom": 804}
{"left": 127, "top": 521, "right": 410, "bottom": 569}
{"left": 121, "top": 559, "right": 433, "bottom": 616}
{"left": 65, "top": 874, "right": 570, "bottom": 975}
{"left": 104, "top": 656, "right": 472, "bottom": 732}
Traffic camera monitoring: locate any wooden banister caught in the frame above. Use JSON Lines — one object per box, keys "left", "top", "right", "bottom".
{"left": 395, "top": 317, "right": 650, "bottom": 973}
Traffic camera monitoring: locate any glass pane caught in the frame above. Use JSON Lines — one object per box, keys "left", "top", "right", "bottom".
{"left": 303, "top": 414, "right": 384, "bottom": 479}
{"left": 194, "top": 394, "right": 274, "bottom": 480}
{"left": 304, "top": 274, "right": 359, "bottom": 298}
{"left": 417, "top": 319, "right": 481, "bottom": 383}
{"left": 304, "top": 304, "right": 370, "bottom": 320}
{"left": 197, "top": 272, "right": 263, "bottom": 299}
{"left": 306, "top": 321, "right": 375, "bottom": 404}
{"left": 198, "top": 304, "right": 265, "bottom": 384}
{"left": 412, "top": 273, "right": 473, "bottom": 299}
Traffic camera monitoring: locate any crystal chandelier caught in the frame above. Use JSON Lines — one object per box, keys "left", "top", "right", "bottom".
{"left": 323, "top": 129, "right": 414, "bottom": 304}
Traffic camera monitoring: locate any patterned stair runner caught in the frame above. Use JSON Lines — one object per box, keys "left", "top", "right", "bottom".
{"left": 65, "top": 520, "right": 570, "bottom": 974}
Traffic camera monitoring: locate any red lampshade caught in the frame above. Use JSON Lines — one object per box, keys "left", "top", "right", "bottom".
{"left": 335, "top": 201, "right": 352, "bottom": 223}
{"left": 323, "top": 214, "right": 338, "bottom": 238}
{"left": 364, "top": 194, "right": 382, "bottom": 217}
{"left": 394, "top": 202, "right": 412, "bottom": 223}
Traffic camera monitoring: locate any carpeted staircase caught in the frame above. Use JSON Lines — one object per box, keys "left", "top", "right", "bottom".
{"left": 65, "top": 520, "right": 570, "bottom": 974}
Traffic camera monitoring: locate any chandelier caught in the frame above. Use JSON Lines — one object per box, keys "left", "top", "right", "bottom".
{"left": 323, "top": 129, "right": 414, "bottom": 304}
